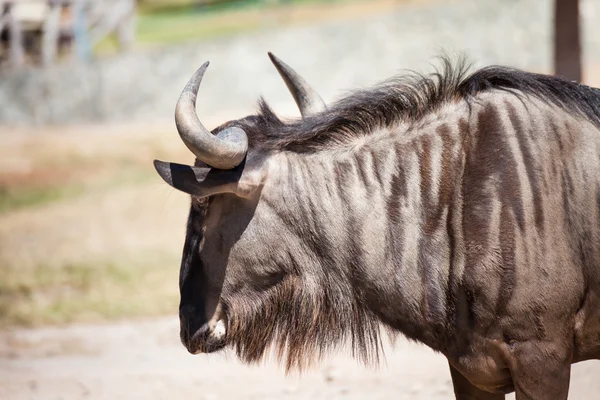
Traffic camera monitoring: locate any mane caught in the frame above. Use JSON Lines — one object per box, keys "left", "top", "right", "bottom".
{"left": 243, "top": 57, "right": 600, "bottom": 152}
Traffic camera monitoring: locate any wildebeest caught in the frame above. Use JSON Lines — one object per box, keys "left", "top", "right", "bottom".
{"left": 153, "top": 53, "right": 600, "bottom": 399}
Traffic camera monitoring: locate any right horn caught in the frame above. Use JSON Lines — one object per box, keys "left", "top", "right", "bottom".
{"left": 175, "top": 62, "right": 248, "bottom": 170}
{"left": 268, "top": 52, "right": 327, "bottom": 118}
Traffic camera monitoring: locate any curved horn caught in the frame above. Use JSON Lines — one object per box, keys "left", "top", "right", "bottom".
{"left": 175, "top": 62, "right": 248, "bottom": 170}
{"left": 268, "top": 52, "right": 326, "bottom": 118}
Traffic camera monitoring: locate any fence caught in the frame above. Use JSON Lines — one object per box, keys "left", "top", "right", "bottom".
{"left": 0, "top": 0, "right": 136, "bottom": 69}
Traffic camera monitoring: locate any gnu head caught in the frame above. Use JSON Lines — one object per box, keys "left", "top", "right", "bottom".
{"left": 153, "top": 53, "right": 326, "bottom": 199}
{"left": 153, "top": 53, "right": 342, "bottom": 370}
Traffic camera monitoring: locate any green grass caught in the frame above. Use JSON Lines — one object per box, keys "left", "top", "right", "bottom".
{"left": 96, "top": 0, "right": 358, "bottom": 52}
{"left": 0, "top": 253, "right": 180, "bottom": 327}
{"left": 0, "top": 185, "right": 85, "bottom": 214}
{"left": 138, "top": 0, "right": 258, "bottom": 14}
{"left": 0, "top": 166, "right": 155, "bottom": 214}
{"left": 0, "top": 165, "right": 182, "bottom": 327}
{"left": 0, "top": 128, "right": 192, "bottom": 329}
{"left": 138, "top": 0, "right": 341, "bottom": 14}
{"left": 136, "top": 9, "right": 260, "bottom": 44}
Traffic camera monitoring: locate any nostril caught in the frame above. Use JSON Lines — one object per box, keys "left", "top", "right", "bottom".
{"left": 178, "top": 302, "right": 227, "bottom": 354}
{"left": 178, "top": 308, "right": 208, "bottom": 351}
{"left": 179, "top": 322, "right": 201, "bottom": 353}
{"left": 179, "top": 304, "right": 196, "bottom": 320}
{"left": 179, "top": 316, "right": 196, "bottom": 346}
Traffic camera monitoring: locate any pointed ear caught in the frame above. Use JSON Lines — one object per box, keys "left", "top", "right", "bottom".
{"left": 153, "top": 160, "right": 260, "bottom": 198}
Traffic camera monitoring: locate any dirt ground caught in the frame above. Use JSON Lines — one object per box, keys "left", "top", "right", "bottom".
{"left": 2, "top": 0, "right": 600, "bottom": 397}
{"left": 0, "top": 317, "right": 598, "bottom": 400}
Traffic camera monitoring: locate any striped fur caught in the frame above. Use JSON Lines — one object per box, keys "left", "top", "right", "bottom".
{"left": 174, "top": 60, "right": 600, "bottom": 398}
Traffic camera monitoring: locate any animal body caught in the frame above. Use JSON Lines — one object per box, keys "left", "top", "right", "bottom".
{"left": 154, "top": 53, "right": 600, "bottom": 399}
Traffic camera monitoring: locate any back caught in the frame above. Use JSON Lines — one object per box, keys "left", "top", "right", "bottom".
{"left": 461, "top": 90, "right": 600, "bottom": 362}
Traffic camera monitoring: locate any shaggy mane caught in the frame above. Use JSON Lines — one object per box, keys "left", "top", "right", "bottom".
{"left": 224, "top": 274, "right": 384, "bottom": 373}
{"left": 243, "top": 57, "right": 600, "bottom": 152}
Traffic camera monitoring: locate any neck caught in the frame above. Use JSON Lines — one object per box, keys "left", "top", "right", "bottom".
{"left": 265, "top": 105, "right": 469, "bottom": 352}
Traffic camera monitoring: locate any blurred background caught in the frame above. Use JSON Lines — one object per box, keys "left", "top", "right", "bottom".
{"left": 0, "top": 0, "right": 599, "bottom": 399}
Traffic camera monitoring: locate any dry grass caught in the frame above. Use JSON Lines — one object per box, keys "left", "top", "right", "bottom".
{"left": 0, "top": 121, "right": 222, "bottom": 327}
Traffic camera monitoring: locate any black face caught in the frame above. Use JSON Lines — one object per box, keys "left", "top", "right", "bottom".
{"left": 177, "top": 182, "right": 269, "bottom": 355}
{"left": 178, "top": 200, "right": 224, "bottom": 354}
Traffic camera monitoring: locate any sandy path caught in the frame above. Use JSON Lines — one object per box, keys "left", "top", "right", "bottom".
{"left": 1, "top": 317, "right": 599, "bottom": 400}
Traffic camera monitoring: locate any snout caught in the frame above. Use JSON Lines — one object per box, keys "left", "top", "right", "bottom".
{"left": 180, "top": 307, "right": 228, "bottom": 355}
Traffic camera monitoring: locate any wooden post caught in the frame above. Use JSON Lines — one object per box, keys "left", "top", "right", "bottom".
{"left": 88, "top": 0, "right": 136, "bottom": 53}
{"left": 554, "top": 0, "right": 582, "bottom": 82}
{"left": 42, "top": 0, "right": 62, "bottom": 66}
{"left": 72, "top": 0, "right": 92, "bottom": 61}
{"left": 8, "top": 10, "right": 24, "bottom": 67}
{"left": 0, "top": 2, "right": 5, "bottom": 34}
{"left": 0, "top": 7, "right": 6, "bottom": 44}
{"left": 1, "top": 2, "right": 24, "bottom": 68}
{"left": 116, "top": 0, "right": 136, "bottom": 52}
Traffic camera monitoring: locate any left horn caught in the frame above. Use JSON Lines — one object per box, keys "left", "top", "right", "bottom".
{"left": 175, "top": 62, "right": 248, "bottom": 170}
{"left": 268, "top": 52, "right": 327, "bottom": 118}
